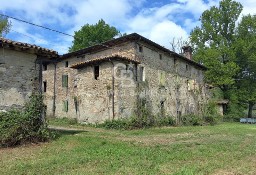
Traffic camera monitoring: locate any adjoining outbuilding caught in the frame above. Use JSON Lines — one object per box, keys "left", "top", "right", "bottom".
{"left": 0, "top": 38, "right": 58, "bottom": 111}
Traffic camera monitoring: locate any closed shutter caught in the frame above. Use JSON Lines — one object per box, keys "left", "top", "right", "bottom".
{"left": 63, "top": 100, "right": 68, "bottom": 112}
{"left": 62, "top": 75, "right": 68, "bottom": 87}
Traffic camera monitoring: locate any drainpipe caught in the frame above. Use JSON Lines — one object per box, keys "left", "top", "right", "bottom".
{"left": 109, "top": 59, "right": 115, "bottom": 120}
{"left": 53, "top": 62, "right": 57, "bottom": 117}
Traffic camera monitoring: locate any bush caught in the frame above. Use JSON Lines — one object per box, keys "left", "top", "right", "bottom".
{"left": 204, "top": 114, "right": 221, "bottom": 125}
{"left": 99, "top": 115, "right": 176, "bottom": 130}
{"left": 0, "top": 93, "right": 54, "bottom": 147}
{"left": 99, "top": 119, "right": 130, "bottom": 130}
{"left": 180, "top": 114, "right": 203, "bottom": 126}
{"left": 223, "top": 114, "right": 240, "bottom": 122}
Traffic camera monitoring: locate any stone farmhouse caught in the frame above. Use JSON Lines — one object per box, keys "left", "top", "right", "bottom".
{"left": 42, "top": 33, "right": 209, "bottom": 123}
{"left": 0, "top": 37, "right": 58, "bottom": 111}
{"left": 0, "top": 33, "right": 210, "bottom": 123}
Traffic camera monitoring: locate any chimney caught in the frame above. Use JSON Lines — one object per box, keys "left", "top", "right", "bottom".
{"left": 182, "top": 46, "right": 193, "bottom": 60}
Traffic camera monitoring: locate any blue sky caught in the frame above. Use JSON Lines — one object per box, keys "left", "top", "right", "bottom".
{"left": 0, "top": 0, "right": 255, "bottom": 54}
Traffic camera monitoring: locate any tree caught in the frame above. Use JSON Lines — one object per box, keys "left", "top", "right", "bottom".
{"left": 69, "top": 19, "right": 120, "bottom": 52}
{"left": 235, "top": 14, "right": 256, "bottom": 118}
{"left": 190, "top": 0, "right": 243, "bottom": 113}
{"left": 0, "top": 15, "right": 11, "bottom": 36}
{"left": 170, "top": 37, "right": 190, "bottom": 54}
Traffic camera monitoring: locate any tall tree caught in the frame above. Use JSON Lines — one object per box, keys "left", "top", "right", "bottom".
{"left": 190, "top": 0, "right": 243, "bottom": 113}
{"left": 0, "top": 15, "right": 11, "bottom": 36}
{"left": 69, "top": 19, "right": 120, "bottom": 52}
{"left": 235, "top": 14, "right": 256, "bottom": 118}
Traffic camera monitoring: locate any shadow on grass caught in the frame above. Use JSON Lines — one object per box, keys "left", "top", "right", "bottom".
{"left": 48, "top": 128, "right": 87, "bottom": 137}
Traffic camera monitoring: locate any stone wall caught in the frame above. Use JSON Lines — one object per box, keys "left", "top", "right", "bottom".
{"left": 43, "top": 40, "right": 209, "bottom": 123}
{"left": 43, "top": 42, "right": 137, "bottom": 121}
{"left": 0, "top": 48, "right": 39, "bottom": 110}
{"left": 135, "top": 41, "right": 208, "bottom": 118}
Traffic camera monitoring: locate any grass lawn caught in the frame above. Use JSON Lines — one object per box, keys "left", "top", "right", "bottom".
{"left": 1, "top": 122, "right": 256, "bottom": 175}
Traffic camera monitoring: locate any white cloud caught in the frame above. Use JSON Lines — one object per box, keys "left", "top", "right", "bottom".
{"left": 149, "top": 20, "right": 188, "bottom": 49}
{"left": 0, "top": 0, "right": 255, "bottom": 54}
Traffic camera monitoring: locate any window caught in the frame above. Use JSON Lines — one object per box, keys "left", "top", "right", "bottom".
{"left": 65, "top": 61, "right": 69, "bottom": 67}
{"left": 139, "top": 45, "right": 143, "bottom": 52}
{"left": 139, "top": 67, "right": 145, "bottom": 81}
{"left": 43, "top": 64, "right": 47, "bottom": 71}
{"left": 126, "top": 64, "right": 129, "bottom": 71}
{"left": 63, "top": 100, "right": 68, "bottom": 112}
{"left": 160, "top": 101, "right": 165, "bottom": 116}
{"left": 174, "top": 58, "right": 177, "bottom": 65}
{"left": 94, "top": 66, "right": 99, "bottom": 80}
{"left": 159, "top": 54, "right": 162, "bottom": 60}
{"left": 43, "top": 81, "right": 47, "bottom": 92}
{"left": 62, "top": 75, "right": 68, "bottom": 87}
{"left": 186, "top": 64, "right": 189, "bottom": 71}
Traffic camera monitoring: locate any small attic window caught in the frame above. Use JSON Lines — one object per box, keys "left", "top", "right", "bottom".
{"left": 139, "top": 45, "right": 143, "bottom": 52}
{"left": 65, "top": 61, "right": 69, "bottom": 67}
{"left": 94, "top": 65, "right": 99, "bottom": 80}
{"left": 174, "top": 58, "right": 177, "bottom": 65}
{"left": 159, "top": 54, "right": 162, "bottom": 60}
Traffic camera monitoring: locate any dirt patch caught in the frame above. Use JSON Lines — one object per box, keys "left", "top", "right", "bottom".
{"left": 212, "top": 170, "right": 240, "bottom": 175}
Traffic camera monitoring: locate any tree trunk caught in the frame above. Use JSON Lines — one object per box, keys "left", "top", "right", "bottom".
{"left": 248, "top": 102, "right": 255, "bottom": 118}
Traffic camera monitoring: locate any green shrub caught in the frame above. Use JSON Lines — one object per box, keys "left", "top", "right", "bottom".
{"left": 223, "top": 114, "right": 240, "bottom": 122}
{"left": 204, "top": 114, "right": 221, "bottom": 125}
{"left": 99, "top": 115, "right": 176, "bottom": 130}
{"left": 99, "top": 119, "right": 130, "bottom": 130}
{"left": 0, "top": 93, "right": 54, "bottom": 147}
{"left": 180, "top": 114, "right": 203, "bottom": 126}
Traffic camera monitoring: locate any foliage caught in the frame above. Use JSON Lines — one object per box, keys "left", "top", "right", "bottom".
{"left": 0, "top": 15, "right": 11, "bottom": 36}
{"left": 99, "top": 116, "right": 176, "bottom": 130}
{"left": 179, "top": 114, "right": 203, "bottom": 126}
{"left": 190, "top": 0, "right": 242, "bottom": 89}
{"left": 69, "top": 19, "right": 120, "bottom": 52}
{"left": 179, "top": 114, "right": 220, "bottom": 126}
{"left": 234, "top": 14, "right": 256, "bottom": 118}
{"left": 0, "top": 93, "right": 54, "bottom": 147}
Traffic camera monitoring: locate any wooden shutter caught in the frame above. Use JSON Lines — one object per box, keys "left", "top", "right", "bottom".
{"left": 62, "top": 75, "right": 68, "bottom": 87}
{"left": 63, "top": 100, "right": 68, "bottom": 112}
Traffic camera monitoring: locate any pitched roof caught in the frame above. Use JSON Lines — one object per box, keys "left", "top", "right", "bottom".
{"left": 62, "top": 33, "right": 206, "bottom": 70}
{"left": 71, "top": 55, "right": 141, "bottom": 69}
{"left": 0, "top": 37, "right": 58, "bottom": 57}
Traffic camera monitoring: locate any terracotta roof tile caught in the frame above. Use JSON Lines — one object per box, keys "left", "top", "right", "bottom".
{"left": 0, "top": 37, "right": 58, "bottom": 56}
{"left": 71, "top": 55, "right": 140, "bottom": 69}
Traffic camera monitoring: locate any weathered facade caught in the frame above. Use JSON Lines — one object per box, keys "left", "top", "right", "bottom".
{"left": 43, "top": 33, "right": 210, "bottom": 123}
{"left": 0, "top": 38, "right": 58, "bottom": 111}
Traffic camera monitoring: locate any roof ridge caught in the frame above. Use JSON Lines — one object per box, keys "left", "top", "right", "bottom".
{"left": 0, "top": 37, "right": 58, "bottom": 54}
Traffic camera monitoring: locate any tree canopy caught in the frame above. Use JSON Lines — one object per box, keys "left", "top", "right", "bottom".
{"left": 235, "top": 14, "right": 256, "bottom": 117}
{"left": 0, "top": 15, "right": 11, "bottom": 36}
{"left": 190, "top": 0, "right": 242, "bottom": 88}
{"left": 190, "top": 0, "right": 256, "bottom": 117}
{"left": 69, "top": 19, "right": 120, "bottom": 52}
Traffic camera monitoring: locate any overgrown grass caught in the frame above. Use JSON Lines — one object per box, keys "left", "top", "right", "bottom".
{"left": 48, "top": 117, "right": 79, "bottom": 127}
{"left": 1, "top": 123, "right": 256, "bottom": 174}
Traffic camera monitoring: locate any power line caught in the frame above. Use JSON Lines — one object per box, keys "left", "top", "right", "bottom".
{"left": 0, "top": 14, "right": 74, "bottom": 38}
